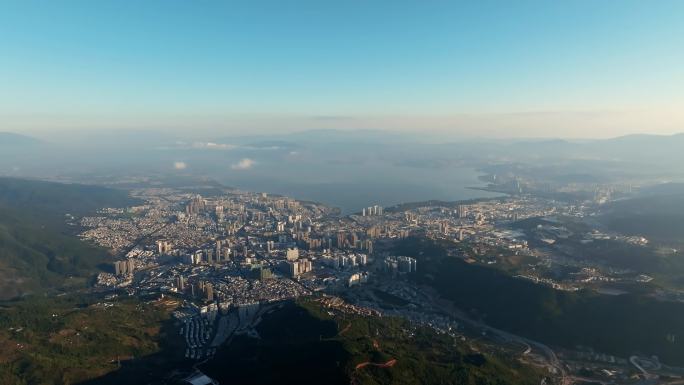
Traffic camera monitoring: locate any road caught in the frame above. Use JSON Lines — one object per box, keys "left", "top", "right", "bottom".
{"left": 415, "top": 284, "right": 569, "bottom": 384}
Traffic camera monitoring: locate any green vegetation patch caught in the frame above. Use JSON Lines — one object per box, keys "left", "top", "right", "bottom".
{"left": 394, "top": 237, "right": 684, "bottom": 366}
{"left": 0, "top": 294, "right": 176, "bottom": 385}
{"left": 0, "top": 177, "right": 137, "bottom": 299}
{"left": 201, "top": 299, "right": 542, "bottom": 385}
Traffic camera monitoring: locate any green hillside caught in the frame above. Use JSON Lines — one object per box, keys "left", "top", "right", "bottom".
{"left": 600, "top": 192, "right": 684, "bottom": 246}
{"left": 0, "top": 178, "right": 135, "bottom": 299}
{"left": 199, "top": 300, "right": 542, "bottom": 385}
{"left": 57, "top": 297, "right": 542, "bottom": 385}
{"left": 0, "top": 294, "right": 180, "bottom": 385}
{"left": 395, "top": 237, "right": 684, "bottom": 366}
{"left": 0, "top": 178, "right": 134, "bottom": 217}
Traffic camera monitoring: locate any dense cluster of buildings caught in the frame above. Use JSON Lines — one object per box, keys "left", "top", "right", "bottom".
{"left": 384, "top": 256, "right": 417, "bottom": 274}
{"left": 76, "top": 183, "right": 666, "bottom": 381}
{"left": 82, "top": 186, "right": 659, "bottom": 309}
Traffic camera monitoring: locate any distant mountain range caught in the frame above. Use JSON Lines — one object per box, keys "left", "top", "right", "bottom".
{"left": 214, "top": 128, "right": 684, "bottom": 157}
{"left": 508, "top": 133, "right": 684, "bottom": 161}
{"left": 4, "top": 128, "right": 683, "bottom": 158}
{"left": 0, "top": 132, "right": 41, "bottom": 147}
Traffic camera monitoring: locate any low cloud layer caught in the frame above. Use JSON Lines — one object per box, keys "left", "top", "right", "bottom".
{"left": 231, "top": 158, "right": 255, "bottom": 170}
{"left": 192, "top": 142, "right": 236, "bottom": 150}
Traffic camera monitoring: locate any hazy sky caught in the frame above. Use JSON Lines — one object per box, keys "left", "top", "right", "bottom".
{"left": 1, "top": 0, "right": 683, "bottom": 138}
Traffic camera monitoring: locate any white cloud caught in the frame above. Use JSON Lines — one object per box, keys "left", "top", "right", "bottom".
{"left": 192, "top": 142, "right": 236, "bottom": 150}
{"left": 174, "top": 161, "right": 187, "bottom": 170}
{"left": 231, "top": 158, "right": 255, "bottom": 170}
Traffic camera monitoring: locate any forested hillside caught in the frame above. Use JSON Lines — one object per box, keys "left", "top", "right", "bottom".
{"left": 0, "top": 178, "right": 135, "bottom": 299}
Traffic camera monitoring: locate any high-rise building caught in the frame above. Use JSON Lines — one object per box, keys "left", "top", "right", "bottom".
{"left": 215, "top": 205, "right": 224, "bottom": 221}
{"left": 384, "top": 256, "right": 417, "bottom": 274}
{"left": 286, "top": 247, "right": 299, "bottom": 261}
{"left": 175, "top": 276, "right": 185, "bottom": 291}
{"left": 363, "top": 205, "right": 384, "bottom": 217}
{"left": 287, "top": 261, "right": 298, "bottom": 277}
{"left": 366, "top": 226, "right": 381, "bottom": 238}
{"left": 156, "top": 240, "right": 172, "bottom": 255}
{"left": 286, "top": 258, "right": 312, "bottom": 277}
{"left": 215, "top": 240, "right": 222, "bottom": 261}
{"left": 348, "top": 272, "right": 369, "bottom": 287}
{"left": 114, "top": 260, "right": 134, "bottom": 276}
{"left": 114, "top": 261, "right": 123, "bottom": 276}
{"left": 204, "top": 283, "right": 214, "bottom": 302}
{"left": 350, "top": 232, "right": 359, "bottom": 248}
{"left": 457, "top": 229, "right": 465, "bottom": 241}
{"left": 337, "top": 232, "right": 347, "bottom": 248}
{"left": 362, "top": 239, "right": 373, "bottom": 254}
{"left": 185, "top": 252, "right": 203, "bottom": 265}
{"left": 249, "top": 263, "right": 271, "bottom": 280}
{"left": 439, "top": 221, "right": 449, "bottom": 235}
{"left": 458, "top": 205, "right": 468, "bottom": 219}
{"left": 185, "top": 195, "right": 206, "bottom": 215}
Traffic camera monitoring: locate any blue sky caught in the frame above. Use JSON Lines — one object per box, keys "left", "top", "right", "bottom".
{"left": 1, "top": 0, "right": 683, "bottom": 138}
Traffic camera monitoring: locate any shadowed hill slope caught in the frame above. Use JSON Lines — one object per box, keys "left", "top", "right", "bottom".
{"left": 0, "top": 177, "right": 136, "bottom": 299}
